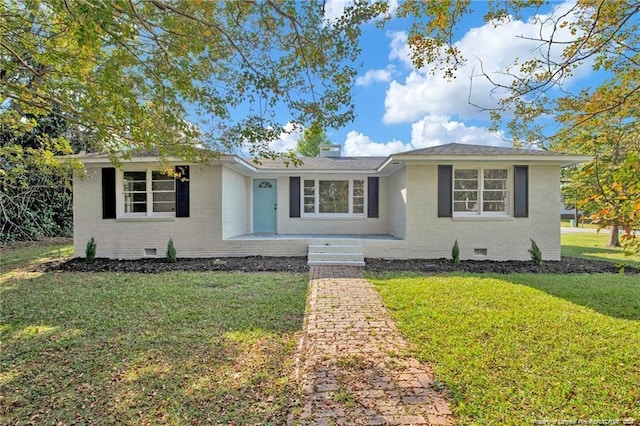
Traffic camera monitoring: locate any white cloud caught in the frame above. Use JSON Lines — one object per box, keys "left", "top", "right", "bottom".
{"left": 268, "top": 122, "right": 303, "bottom": 152}
{"left": 387, "top": 31, "right": 413, "bottom": 68}
{"left": 238, "top": 122, "right": 302, "bottom": 156}
{"left": 342, "top": 115, "right": 507, "bottom": 156}
{"left": 323, "top": 0, "right": 350, "bottom": 21}
{"left": 324, "top": 0, "right": 400, "bottom": 22}
{"left": 410, "top": 115, "right": 508, "bottom": 148}
{"left": 356, "top": 66, "right": 394, "bottom": 87}
{"left": 343, "top": 131, "right": 408, "bottom": 156}
{"left": 383, "top": 1, "right": 591, "bottom": 124}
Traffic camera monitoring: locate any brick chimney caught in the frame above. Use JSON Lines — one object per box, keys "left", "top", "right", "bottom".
{"left": 318, "top": 144, "right": 342, "bottom": 157}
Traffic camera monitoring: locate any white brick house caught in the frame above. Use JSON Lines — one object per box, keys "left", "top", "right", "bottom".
{"left": 70, "top": 143, "right": 589, "bottom": 262}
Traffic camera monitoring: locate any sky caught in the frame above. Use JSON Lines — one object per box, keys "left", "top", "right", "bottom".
{"left": 263, "top": 0, "right": 599, "bottom": 157}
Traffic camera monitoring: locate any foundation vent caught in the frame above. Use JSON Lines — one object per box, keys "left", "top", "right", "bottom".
{"left": 144, "top": 248, "right": 157, "bottom": 257}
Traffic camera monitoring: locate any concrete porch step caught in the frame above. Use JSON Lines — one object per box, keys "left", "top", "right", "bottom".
{"left": 307, "top": 260, "right": 366, "bottom": 266}
{"left": 307, "top": 244, "right": 364, "bottom": 266}
{"left": 308, "top": 252, "right": 365, "bottom": 262}
{"left": 308, "top": 244, "right": 364, "bottom": 254}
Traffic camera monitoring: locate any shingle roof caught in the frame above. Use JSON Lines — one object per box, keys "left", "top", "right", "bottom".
{"left": 396, "top": 143, "right": 566, "bottom": 156}
{"left": 65, "top": 143, "right": 589, "bottom": 169}
{"left": 249, "top": 156, "right": 388, "bottom": 171}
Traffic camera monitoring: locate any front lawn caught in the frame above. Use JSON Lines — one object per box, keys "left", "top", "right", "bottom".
{"left": 561, "top": 218, "right": 599, "bottom": 229}
{"left": 1, "top": 247, "right": 308, "bottom": 424}
{"left": 371, "top": 273, "right": 640, "bottom": 425}
{"left": 562, "top": 232, "right": 640, "bottom": 268}
{"left": 1, "top": 241, "right": 73, "bottom": 271}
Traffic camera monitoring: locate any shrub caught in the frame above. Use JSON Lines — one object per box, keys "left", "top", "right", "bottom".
{"left": 0, "top": 112, "right": 75, "bottom": 242}
{"left": 528, "top": 238, "right": 542, "bottom": 265}
{"left": 452, "top": 239, "right": 460, "bottom": 266}
{"left": 166, "top": 238, "right": 177, "bottom": 263}
{"left": 85, "top": 237, "right": 97, "bottom": 261}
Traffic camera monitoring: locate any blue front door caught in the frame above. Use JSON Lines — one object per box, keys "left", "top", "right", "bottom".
{"left": 253, "top": 179, "right": 277, "bottom": 233}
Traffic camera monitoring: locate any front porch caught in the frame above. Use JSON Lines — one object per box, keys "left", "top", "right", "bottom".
{"left": 226, "top": 233, "right": 400, "bottom": 241}
{"left": 226, "top": 234, "right": 401, "bottom": 266}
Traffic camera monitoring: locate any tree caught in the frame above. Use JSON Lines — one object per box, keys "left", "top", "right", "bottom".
{"left": 394, "top": 0, "right": 640, "bottom": 252}
{"left": 554, "top": 80, "right": 640, "bottom": 250}
{"left": 593, "top": 151, "right": 640, "bottom": 255}
{"left": 0, "top": 109, "right": 75, "bottom": 241}
{"left": 558, "top": 122, "right": 639, "bottom": 248}
{"left": 296, "top": 122, "right": 331, "bottom": 157}
{"left": 1, "top": 0, "right": 385, "bottom": 162}
{"left": 1, "top": 0, "right": 385, "bottom": 241}
{"left": 395, "top": 1, "right": 639, "bottom": 140}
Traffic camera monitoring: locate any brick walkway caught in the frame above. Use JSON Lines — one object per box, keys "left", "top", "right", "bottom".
{"left": 291, "top": 266, "right": 453, "bottom": 425}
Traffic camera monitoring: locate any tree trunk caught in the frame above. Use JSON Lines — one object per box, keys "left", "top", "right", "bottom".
{"left": 607, "top": 224, "right": 621, "bottom": 247}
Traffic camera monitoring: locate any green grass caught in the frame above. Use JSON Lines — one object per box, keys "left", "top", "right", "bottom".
{"left": 561, "top": 232, "right": 640, "bottom": 267}
{"left": 560, "top": 218, "right": 599, "bottom": 229}
{"left": 371, "top": 273, "right": 640, "bottom": 425}
{"left": 1, "top": 246, "right": 308, "bottom": 425}
{"left": 3, "top": 234, "right": 638, "bottom": 425}
{"left": 1, "top": 242, "right": 73, "bottom": 271}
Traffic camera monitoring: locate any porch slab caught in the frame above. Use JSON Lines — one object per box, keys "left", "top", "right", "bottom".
{"left": 227, "top": 233, "right": 400, "bottom": 240}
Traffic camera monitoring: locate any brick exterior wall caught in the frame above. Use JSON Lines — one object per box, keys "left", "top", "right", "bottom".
{"left": 274, "top": 175, "right": 390, "bottom": 235}
{"left": 73, "top": 162, "right": 562, "bottom": 261}
{"left": 73, "top": 163, "right": 222, "bottom": 259}
{"left": 388, "top": 168, "right": 406, "bottom": 239}
{"left": 221, "top": 167, "right": 250, "bottom": 238}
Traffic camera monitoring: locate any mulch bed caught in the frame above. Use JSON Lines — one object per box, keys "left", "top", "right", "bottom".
{"left": 50, "top": 256, "right": 310, "bottom": 273}
{"left": 365, "top": 257, "right": 639, "bottom": 274}
{"left": 47, "top": 256, "right": 639, "bottom": 274}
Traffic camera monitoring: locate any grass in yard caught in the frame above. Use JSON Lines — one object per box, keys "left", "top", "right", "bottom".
{"left": 371, "top": 272, "right": 640, "bottom": 425}
{"left": 560, "top": 218, "right": 599, "bottom": 229}
{"left": 1, "top": 242, "right": 73, "bottom": 271}
{"left": 562, "top": 232, "right": 640, "bottom": 267}
{"left": 1, "top": 245, "right": 308, "bottom": 425}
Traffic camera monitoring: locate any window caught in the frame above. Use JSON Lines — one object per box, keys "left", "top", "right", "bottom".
{"left": 352, "top": 179, "right": 365, "bottom": 214}
{"left": 123, "top": 171, "right": 147, "bottom": 213}
{"left": 303, "top": 179, "right": 315, "bottom": 213}
{"left": 319, "top": 180, "right": 348, "bottom": 213}
{"left": 482, "top": 169, "right": 508, "bottom": 213}
{"left": 453, "top": 169, "right": 478, "bottom": 213}
{"left": 302, "top": 179, "right": 365, "bottom": 216}
{"left": 453, "top": 168, "right": 508, "bottom": 215}
{"left": 122, "top": 170, "right": 175, "bottom": 216}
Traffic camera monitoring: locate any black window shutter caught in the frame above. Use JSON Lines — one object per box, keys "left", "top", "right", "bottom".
{"left": 289, "top": 177, "right": 300, "bottom": 218}
{"left": 175, "top": 165, "right": 190, "bottom": 217}
{"left": 438, "top": 165, "right": 453, "bottom": 217}
{"left": 367, "top": 177, "right": 379, "bottom": 218}
{"left": 514, "top": 165, "right": 528, "bottom": 217}
{"left": 101, "top": 167, "right": 116, "bottom": 219}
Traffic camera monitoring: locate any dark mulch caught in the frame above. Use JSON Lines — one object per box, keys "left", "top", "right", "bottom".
{"left": 50, "top": 256, "right": 310, "bottom": 273}
{"left": 365, "top": 257, "right": 639, "bottom": 274}
{"left": 46, "top": 256, "right": 639, "bottom": 274}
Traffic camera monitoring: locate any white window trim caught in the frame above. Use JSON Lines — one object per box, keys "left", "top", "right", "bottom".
{"left": 453, "top": 166, "right": 510, "bottom": 217}
{"left": 301, "top": 177, "right": 367, "bottom": 218}
{"left": 116, "top": 168, "right": 176, "bottom": 218}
